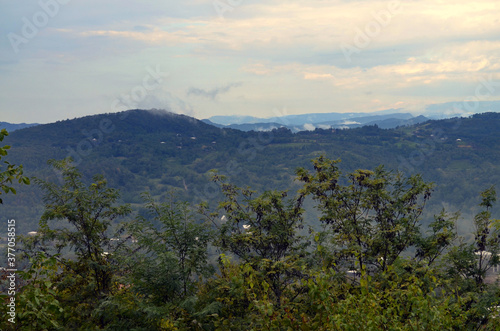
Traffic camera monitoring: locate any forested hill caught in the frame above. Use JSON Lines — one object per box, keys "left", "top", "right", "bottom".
{"left": 2, "top": 109, "right": 500, "bottom": 233}
{"left": 7, "top": 109, "right": 228, "bottom": 167}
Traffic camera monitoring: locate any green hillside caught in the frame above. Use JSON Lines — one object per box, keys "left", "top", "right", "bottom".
{"left": 2, "top": 110, "right": 500, "bottom": 329}
{"left": 1, "top": 109, "right": 500, "bottom": 234}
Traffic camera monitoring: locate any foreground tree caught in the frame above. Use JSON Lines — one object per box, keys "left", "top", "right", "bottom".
{"left": 23, "top": 158, "right": 131, "bottom": 328}
{"left": 296, "top": 156, "right": 435, "bottom": 273}
{"left": 127, "top": 192, "right": 213, "bottom": 301}
{"left": 306, "top": 262, "right": 468, "bottom": 331}
{"left": 472, "top": 186, "right": 500, "bottom": 285}
{"left": 7, "top": 156, "right": 500, "bottom": 329}
{"left": 200, "top": 173, "right": 309, "bottom": 308}
{"left": 439, "top": 187, "right": 500, "bottom": 329}
{"left": 446, "top": 187, "right": 500, "bottom": 286}
{"left": 89, "top": 192, "right": 214, "bottom": 330}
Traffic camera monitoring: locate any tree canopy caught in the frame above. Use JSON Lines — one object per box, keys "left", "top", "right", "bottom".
{"left": 1, "top": 156, "right": 500, "bottom": 330}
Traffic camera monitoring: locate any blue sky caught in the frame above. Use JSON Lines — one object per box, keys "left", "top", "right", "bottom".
{"left": 1, "top": 0, "right": 500, "bottom": 123}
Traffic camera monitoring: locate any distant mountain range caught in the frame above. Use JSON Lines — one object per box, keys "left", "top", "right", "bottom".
{"left": 206, "top": 108, "right": 405, "bottom": 125}
{"left": 0, "top": 121, "right": 38, "bottom": 132}
{"left": 204, "top": 112, "right": 429, "bottom": 132}
{"left": 202, "top": 100, "right": 500, "bottom": 132}
{"left": 4, "top": 99, "right": 500, "bottom": 133}
{"left": 424, "top": 100, "right": 500, "bottom": 119}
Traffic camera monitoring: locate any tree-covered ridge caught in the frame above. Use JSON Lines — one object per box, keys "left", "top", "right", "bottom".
{"left": 2, "top": 157, "right": 500, "bottom": 330}
{"left": 1, "top": 110, "right": 500, "bottom": 234}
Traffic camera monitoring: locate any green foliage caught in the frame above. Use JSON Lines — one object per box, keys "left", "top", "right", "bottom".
{"left": 0, "top": 253, "right": 64, "bottom": 330}
{"left": 415, "top": 209, "right": 458, "bottom": 266}
{"left": 88, "top": 192, "right": 215, "bottom": 330}
{"left": 197, "top": 256, "right": 308, "bottom": 330}
{"left": 15, "top": 253, "right": 64, "bottom": 330}
{"left": 23, "top": 158, "right": 131, "bottom": 328}
{"left": 0, "top": 128, "right": 29, "bottom": 203}
{"left": 202, "top": 174, "right": 309, "bottom": 307}
{"left": 297, "top": 156, "right": 434, "bottom": 273}
{"left": 437, "top": 187, "right": 500, "bottom": 329}
{"left": 7, "top": 155, "right": 500, "bottom": 329}
{"left": 91, "top": 287, "right": 187, "bottom": 331}
{"left": 445, "top": 186, "right": 500, "bottom": 287}
{"left": 34, "top": 158, "right": 130, "bottom": 292}
{"left": 308, "top": 263, "right": 467, "bottom": 330}
{"left": 126, "top": 192, "right": 213, "bottom": 303}
{"left": 5, "top": 110, "right": 500, "bottom": 234}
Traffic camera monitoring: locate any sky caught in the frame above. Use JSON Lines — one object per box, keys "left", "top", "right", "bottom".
{"left": 1, "top": 0, "right": 500, "bottom": 124}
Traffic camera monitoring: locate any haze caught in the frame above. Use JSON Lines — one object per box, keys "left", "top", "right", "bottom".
{"left": 1, "top": 0, "right": 500, "bottom": 123}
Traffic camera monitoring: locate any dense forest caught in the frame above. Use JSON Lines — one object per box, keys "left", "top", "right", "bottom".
{"left": 1, "top": 154, "right": 500, "bottom": 329}
{"left": 1, "top": 110, "right": 500, "bottom": 329}
{"left": 1, "top": 109, "right": 500, "bottom": 234}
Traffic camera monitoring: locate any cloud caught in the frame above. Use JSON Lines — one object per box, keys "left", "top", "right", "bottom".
{"left": 304, "top": 72, "right": 334, "bottom": 80}
{"left": 303, "top": 123, "right": 315, "bottom": 131}
{"left": 131, "top": 91, "right": 195, "bottom": 117}
{"left": 187, "top": 82, "right": 242, "bottom": 100}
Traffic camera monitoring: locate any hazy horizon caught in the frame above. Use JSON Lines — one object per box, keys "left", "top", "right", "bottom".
{"left": 2, "top": 1, "right": 500, "bottom": 124}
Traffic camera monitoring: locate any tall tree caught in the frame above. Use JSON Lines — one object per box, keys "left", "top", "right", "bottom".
{"left": 296, "top": 156, "right": 434, "bottom": 273}
{"left": 126, "top": 192, "right": 213, "bottom": 303}
{"left": 25, "top": 158, "right": 131, "bottom": 328}
{"left": 201, "top": 173, "right": 309, "bottom": 307}
{"left": 447, "top": 186, "right": 500, "bottom": 287}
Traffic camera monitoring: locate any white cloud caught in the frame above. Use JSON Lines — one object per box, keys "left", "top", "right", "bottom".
{"left": 303, "top": 123, "right": 315, "bottom": 131}
{"left": 304, "top": 72, "right": 334, "bottom": 80}
{"left": 341, "top": 121, "right": 361, "bottom": 125}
